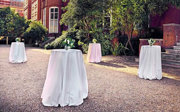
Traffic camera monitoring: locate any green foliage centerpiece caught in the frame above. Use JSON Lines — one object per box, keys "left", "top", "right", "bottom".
{"left": 15, "top": 38, "right": 21, "bottom": 42}
{"left": 92, "top": 39, "right": 97, "bottom": 43}
{"left": 62, "top": 38, "right": 75, "bottom": 50}
{"left": 148, "top": 38, "right": 156, "bottom": 46}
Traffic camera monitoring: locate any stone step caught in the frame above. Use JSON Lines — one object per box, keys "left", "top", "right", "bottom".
{"left": 162, "top": 52, "right": 180, "bottom": 57}
{"left": 39, "top": 37, "right": 55, "bottom": 48}
{"left": 162, "top": 54, "right": 180, "bottom": 61}
{"left": 162, "top": 63, "right": 180, "bottom": 68}
{"left": 173, "top": 46, "right": 180, "bottom": 50}
{"left": 162, "top": 59, "right": 180, "bottom": 66}
{"left": 165, "top": 49, "right": 180, "bottom": 54}
{"left": 177, "top": 42, "right": 180, "bottom": 46}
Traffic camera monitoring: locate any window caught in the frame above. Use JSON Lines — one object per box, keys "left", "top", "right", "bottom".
{"left": 43, "top": 8, "right": 46, "bottom": 27}
{"left": 49, "top": 7, "right": 58, "bottom": 33}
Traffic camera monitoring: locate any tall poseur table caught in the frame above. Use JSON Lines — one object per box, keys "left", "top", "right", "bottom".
{"left": 138, "top": 45, "right": 162, "bottom": 80}
{"left": 41, "top": 49, "right": 88, "bottom": 107}
{"left": 9, "top": 42, "right": 27, "bottom": 63}
{"left": 87, "top": 43, "right": 102, "bottom": 63}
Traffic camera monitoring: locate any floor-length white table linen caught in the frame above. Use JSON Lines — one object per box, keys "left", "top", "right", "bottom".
{"left": 41, "top": 49, "right": 88, "bottom": 107}
{"left": 87, "top": 43, "right": 102, "bottom": 63}
{"left": 9, "top": 42, "right": 27, "bottom": 63}
{"left": 138, "top": 45, "right": 162, "bottom": 80}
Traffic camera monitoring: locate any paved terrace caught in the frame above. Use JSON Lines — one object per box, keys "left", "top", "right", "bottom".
{"left": 0, "top": 45, "right": 180, "bottom": 112}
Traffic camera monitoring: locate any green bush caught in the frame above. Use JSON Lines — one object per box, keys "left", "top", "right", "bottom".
{"left": 44, "top": 31, "right": 67, "bottom": 49}
{"left": 78, "top": 40, "right": 88, "bottom": 53}
{"left": 23, "top": 21, "right": 48, "bottom": 45}
{"left": 77, "top": 28, "right": 114, "bottom": 55}
{"left": 91, "top": 29, "right": 114, "bottom": 56}
{"left": 76, "top": 29, "right": 89, "bottom": 42}
{"left": 44, "top": 43, "right": 53, "bottom": 49}
{"left": 118, "top": 34, "right": 139, "bottom": 56}
{"left": 127, "top": 37, "right": 139, "bottom": 56}
{"left": 82, "top": 44, "right": 88, "bottom": 53}
{"left": 45, "top": 28, "right": 82, "bottom": 50}
{"left": 0, "top": 7, "right": 30, "bottom": 42}
{"left": 45, "top": 28, "right": 115, "bottom": 56}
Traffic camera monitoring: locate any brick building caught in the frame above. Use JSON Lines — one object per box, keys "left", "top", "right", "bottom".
{"left": 0, "top": 0, "right": 24, "bottom": 17}
{"left": 139, "top": 5, "right": 180, "bottom": 51}
{"left": 24, "top": 0, "right": 69, "bottom": 37}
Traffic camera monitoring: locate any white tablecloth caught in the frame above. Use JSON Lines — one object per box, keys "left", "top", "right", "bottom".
{"left": 138, "top": 45, "right": 162, "bottom": 80}
{"left": 41, "top": 49, "right": 88, "bottom": 107}
{"left": 87, "top": 43, "right": 102, "bottom": 63}
{"left": 9, "top": 42, "right": 27, "bottom": 63}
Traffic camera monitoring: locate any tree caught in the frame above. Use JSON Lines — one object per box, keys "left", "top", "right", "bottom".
{"left": 0, "top": 7, "right": 14, "bottom": 37}
{"left": 12, "top": 14, "right": 30, "bottom": 37}
{"left": 61, "top": 0, "right": 109, "bottom": 39}
{"left": 0, "top": 7, "right": 29, "bottom": 39}
{"left": 109, "top": 0, "right": 180, "bottom": 53}
{"left": 23, "top": 21, "right": 48, "bottom": 44}
{"left": 110, "top": 0, "right": 144, "bottom": 52}
{"left": 60, "top": 0, "right": 114, "bottom": 55}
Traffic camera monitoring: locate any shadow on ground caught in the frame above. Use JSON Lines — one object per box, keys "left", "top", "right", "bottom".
{"left": 95, "top": 56, "right": 138, "bottom": 68}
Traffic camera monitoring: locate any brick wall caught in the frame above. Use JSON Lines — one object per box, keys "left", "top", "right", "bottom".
{"left": 31, "top": 0, "right": 38, "bottom": 20}
{"left": 25, "top": 0, "right": 69, "bottom": 37}
{"left": 163, "top": 24, "right": 180, "bottom": 48}
{"left": 0, "top": 0, "right": 24, "bottom": 17}
{"left": 150, "top": 5, "right": 180, "bottom": 28}
{"left": 139, "top": 23, "right": 180, "bottom": 54}
{"left": 139, "top": 39, "right": 163, "bottom": 54}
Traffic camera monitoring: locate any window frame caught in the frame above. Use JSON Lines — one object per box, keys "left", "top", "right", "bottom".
{"left": 49, "top": 7, "right": 59, "bottom": 33}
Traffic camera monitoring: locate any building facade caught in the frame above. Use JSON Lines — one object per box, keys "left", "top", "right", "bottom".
{"left": 0, "top": 0, "right": 24, "bottom": 17}
{"left": 24, "top": 0, "right": 69, "bottom": 37}
{"left": 139, "top": 5, "right": 180, "bottom": 50}
{"left": 24, "top": 0, "right": 31, "bottom": 19}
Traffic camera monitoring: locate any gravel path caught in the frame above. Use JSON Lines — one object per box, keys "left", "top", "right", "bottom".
{"left": 0, "top": 45, "right": 180, "bottom": 112}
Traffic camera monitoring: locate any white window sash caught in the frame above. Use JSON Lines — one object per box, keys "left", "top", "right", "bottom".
{"left": 49, "top": 7, "right": 59, "bottom": 33}
{"left": 43, "top": 8, "right": 46, "bottom": 27}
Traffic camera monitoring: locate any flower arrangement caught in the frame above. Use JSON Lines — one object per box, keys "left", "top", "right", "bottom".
{"left": 15, "top": 38, "right": 21, "bottom": 42}
{"left": 148, "top": 38, "right": 156, "bottom": 46}
{"left": 62, "top": 38, "right": 75, "bottom": 50}
{"left": 92, "top": 38, "right": 97, "bottom": 43}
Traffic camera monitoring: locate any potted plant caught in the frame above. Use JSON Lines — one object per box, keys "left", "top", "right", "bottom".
{"left": 62, "top": 38, "right": 75, "bottom": 50}
{"left": 15, "top": 38, "right": 21, "bottom": 42}
{"left": 148, "top": 38, "right": 156, "bottom": 46}
{"left": 92, "top": 38, "right": 97, "bottom": 43}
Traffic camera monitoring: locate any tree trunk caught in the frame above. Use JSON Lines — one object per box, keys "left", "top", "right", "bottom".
{"left": 125, "top": 28, "right": 134, "bottom": 53}
{"left": 6, "top": 37, "right": 8, "bottom": 45}
{"left": 83, "top": 18, "right": 90, "bottom": 38}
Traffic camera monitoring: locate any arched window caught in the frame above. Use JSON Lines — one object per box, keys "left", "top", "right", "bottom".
{"left": 49, "top": 7, "right": 59, "bottom": 33}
